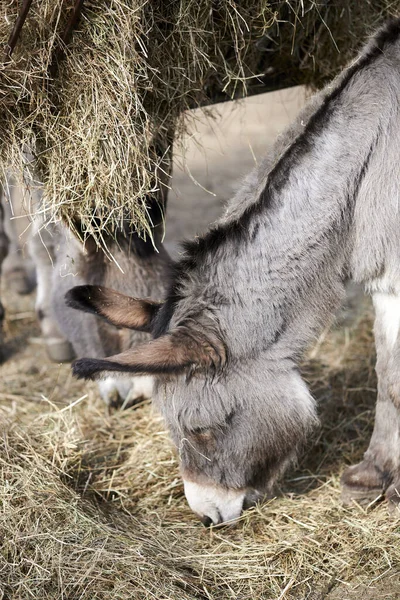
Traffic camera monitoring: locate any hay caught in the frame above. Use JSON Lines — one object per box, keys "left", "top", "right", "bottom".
{"left": 0, "top": 1, "right": 399, "bottom": 245}
{"left": 1, "top": 288, "right": 400, "bottom": 600}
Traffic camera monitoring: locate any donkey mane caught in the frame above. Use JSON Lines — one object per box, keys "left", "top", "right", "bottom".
{"left": 153, "top": 17, "right": 400, "bottom": 338}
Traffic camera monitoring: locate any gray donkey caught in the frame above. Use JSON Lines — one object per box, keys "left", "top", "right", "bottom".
{"left": 17, "top": 137, "right": 171, "bottom": 406}
{"left": 28, "top": 195, "right": 170, "bottom": 406}
{"left": 68, "top": 18, "right": 400, "bottom": 525}
{"left": 0, "top": 166, "right": 170, "bottom": 404}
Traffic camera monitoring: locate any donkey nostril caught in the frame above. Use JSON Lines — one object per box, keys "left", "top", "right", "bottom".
{"left": 200, "top": 515, "right": 213, "bottom": 528}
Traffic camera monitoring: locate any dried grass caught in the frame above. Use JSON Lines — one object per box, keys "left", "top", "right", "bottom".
{"left": 1, "top": 288, "right": 400, "bottom": 599}
{"left": 0, "top": 1, "right": 398, "bottom": 245}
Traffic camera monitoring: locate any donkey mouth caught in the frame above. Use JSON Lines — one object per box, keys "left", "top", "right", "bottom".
{"left": 183, "top": 479, "right": 263, "bottom": 526}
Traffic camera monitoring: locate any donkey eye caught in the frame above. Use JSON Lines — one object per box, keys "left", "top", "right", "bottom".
{"left": 190, "top": 427, "right": 214, "bottom": 443}
{"left": 191, "top": 426, "right": 208, "bottom": 434}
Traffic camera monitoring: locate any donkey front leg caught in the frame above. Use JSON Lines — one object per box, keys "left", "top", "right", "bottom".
{"left": 342, "top": 292, "right": 400, "bottom": 508}
{"left": 2, "top": 176, "right": 35, "bottom": 295}
{"left": 28, "top": 219, "right": 74, "bottom": 362}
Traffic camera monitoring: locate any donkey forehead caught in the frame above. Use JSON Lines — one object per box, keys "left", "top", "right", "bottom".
{"left": 156, "top": 363, "right": 315, "bottom": 436}
{"left": 156, "top": 363, "right": 273, "bottom": 424}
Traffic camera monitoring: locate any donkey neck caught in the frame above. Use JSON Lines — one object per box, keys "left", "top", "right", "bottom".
{"left": 170, "top": 76, "right": 389, "bottom": 363}
{"left": 199, "top": 163, "right": 355, "bottom": 363}
{"left": 160, "top": 22, "right": 400, "bottom": 362}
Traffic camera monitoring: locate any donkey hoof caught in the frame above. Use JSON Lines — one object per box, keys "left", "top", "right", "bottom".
{"left": 5, "top": 268, "right": 35, "bottom": 295}
{"left": 385, "top": 481, "right": 400, "bottom": 514}
{"left": 107, "top": 388, "right": 122, "bottom": 409}
{"left": 46, "top": 338, "right": 75, "bottom": 362}
{"left": 341, "top": 461, "right": 385, "bottom": 505}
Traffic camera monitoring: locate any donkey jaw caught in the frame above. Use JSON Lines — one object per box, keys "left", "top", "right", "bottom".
{"left": 183, "top": 479, "right": 256, "bottom": 526}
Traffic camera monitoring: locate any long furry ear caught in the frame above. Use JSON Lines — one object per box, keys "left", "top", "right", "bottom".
{"left": 72, "top": 327, "right": 226, "bottom": 380}
{"left": 65, "top": 285, "right": 162, "bottom": 333}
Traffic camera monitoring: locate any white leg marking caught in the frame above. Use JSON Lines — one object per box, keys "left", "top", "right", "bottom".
{"left": 290, "top": 372, "right": 317, "bottom": 416}
{"left": 373, "top": 292, "right": 400, "bottom": 349}
{"left": 129, "top": 375, "right": 154, "bottom": 401}
{"left": 98, "top": 377, "right": 121, "bottom": 404}
{"left": 98, "top": 376, "right": 154, "bottom": 406}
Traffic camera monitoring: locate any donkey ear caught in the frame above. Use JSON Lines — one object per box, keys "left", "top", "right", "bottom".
{"left": 72, "top": 327, "right": 226, "bottom": 380}
{"left": 65, "top": 285, "right": 162, "bottom": 333}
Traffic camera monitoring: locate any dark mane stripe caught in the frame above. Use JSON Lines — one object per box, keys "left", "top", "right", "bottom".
{"left": 153, "top": 17, "right": 400, "bottom": 337}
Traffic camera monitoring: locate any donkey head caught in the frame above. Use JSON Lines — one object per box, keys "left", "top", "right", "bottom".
{"left": 66, "top": 285, "right": 317, "bottom": 525}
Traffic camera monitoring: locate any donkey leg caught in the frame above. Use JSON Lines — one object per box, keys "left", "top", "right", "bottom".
{"left": 2, "top": 177, "right": 35, "bottom": 295}
{"left": 341, "top": 292, "right": 400, "bottom": 507}
{"left": 28, "top": 220, "right": 74, "bottom": 362}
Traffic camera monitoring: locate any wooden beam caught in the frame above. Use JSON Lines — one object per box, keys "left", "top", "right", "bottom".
{"left": 48, "top": 0, "right": 85, "bottom": 77}
{"left": 4, "top": 0, "right": 33, "bottom": 62}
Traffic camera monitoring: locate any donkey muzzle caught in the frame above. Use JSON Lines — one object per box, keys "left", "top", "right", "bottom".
{"left": 183, "top": 479, "right": 261, "bottom": 526}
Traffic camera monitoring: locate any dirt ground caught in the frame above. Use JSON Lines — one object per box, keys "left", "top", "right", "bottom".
{"left": 1, "top": 87, "right": 400, "bottom": 599}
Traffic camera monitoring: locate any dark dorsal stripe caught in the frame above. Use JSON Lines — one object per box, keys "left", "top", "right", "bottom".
{"left": 152, "top": 17, "right": 400, "bottom": 337}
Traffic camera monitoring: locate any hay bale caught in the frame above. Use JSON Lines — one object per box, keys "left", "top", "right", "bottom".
{"left": 0, "top": 1, "right": 398, "bottom": 244}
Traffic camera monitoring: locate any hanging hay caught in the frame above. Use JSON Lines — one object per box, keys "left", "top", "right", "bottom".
{"left": 0, "top": 1, "right": 398, "bottom": 245}
{"left": 1, "top": 285, "right": 399, "bottom": 599}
